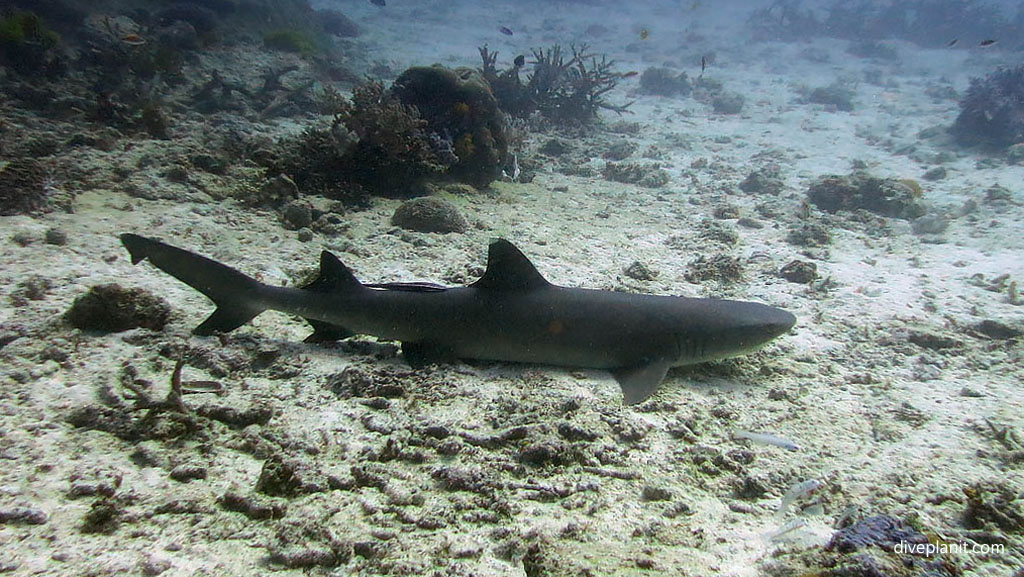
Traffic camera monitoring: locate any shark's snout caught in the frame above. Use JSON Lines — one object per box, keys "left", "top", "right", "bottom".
{"left": 743, "top": 303, "right": 797, "bottom": 346}
{"left": 763, "top": 307, "right": 797, "bottom": 338}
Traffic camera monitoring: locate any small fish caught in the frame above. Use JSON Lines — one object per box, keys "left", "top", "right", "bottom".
{"left": 499, "top": 26, "right": 514, "bottom": 36}
{"left": 732, "top": 430, "right": 800, "bottom": 451}
{"left": 180, "top": 380, "right": 224, "bottom": 395}
{"left": 621, "top": 71, "right": 638, "bottom": 78}
{"left": 701, "top": 55, "right": 706, "bottom": 74}
{"left": 370, "top": 0, "right": 385, "bottom": 6}
{"left": 121, "top": 33, "right": 146, "bottom": 46}
{"left": 979, "top": 39, "right": 997, "bottom": 47}
{"left": 947, "top": 38, "right": 959, "bottom": 47}
{"left": 765, "top": 518, "right": 807, "bottom": 542}
{"left": 639, "top": 28, "right": 650, "bottom": 40}
{"left": 777, "top": 479, "right": 824, "bottom": 518}
{"left": 513, "top": 54, "right": 525, "bottom": 67}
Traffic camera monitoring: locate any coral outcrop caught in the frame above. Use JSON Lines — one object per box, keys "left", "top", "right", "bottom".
{"left": 952, "top": 65, "right": 1024, "bottom": 150}
{"left": 392, "top": 66, "right": 508, "bottom": 188}
{"left": 0, "top": 9, "right": 63, "bottom": 76}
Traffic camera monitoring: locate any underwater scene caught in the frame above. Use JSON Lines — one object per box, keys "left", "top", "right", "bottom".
{"left": 1, "top": 0, "right": 1023, "bottom": 574}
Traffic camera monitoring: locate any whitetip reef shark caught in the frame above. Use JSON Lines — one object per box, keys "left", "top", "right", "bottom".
{"left": 120, "top": 234, "right": 796, "bottom": 404}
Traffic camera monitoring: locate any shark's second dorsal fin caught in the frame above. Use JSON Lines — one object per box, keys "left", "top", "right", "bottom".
{"left": 300, "top": 251, "right": 360, "bottom": 343}
{"left": 302, "top": 251, "right": 363, "bottom": 293}
{"left": 470, "top": 239, "right": 551, "bottom": 292}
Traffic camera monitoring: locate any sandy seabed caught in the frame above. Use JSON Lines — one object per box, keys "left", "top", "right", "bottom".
{"left": 1, "top": 1, "right": 1023, "bottom": 576}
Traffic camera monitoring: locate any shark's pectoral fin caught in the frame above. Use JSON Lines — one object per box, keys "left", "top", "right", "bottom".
{"left": 610, "top": 360, "right": 671, "bottom": 405}
{"left": 303, "top": 319, "right": 355, "bottom": 343}
{"left": 402, "top": 341, "right": 456, "bottom": 368}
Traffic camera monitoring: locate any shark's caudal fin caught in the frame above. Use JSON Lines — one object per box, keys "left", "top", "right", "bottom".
{"left": 120, "top": 234, "right": 267, "bottom": 335}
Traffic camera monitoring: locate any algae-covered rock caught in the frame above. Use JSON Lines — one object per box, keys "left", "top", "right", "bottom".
{"left": 807, "top": 171, "right": 925, "bottom": 219}
{"left": 391, "top": 197, "right": 468, "bottom": 234}
{"left": 962, "top": 481, "right": 1024, "bottom": 533}
{"left": 739, "top": 165, "right": 785, "bottom": 195}
{"left": 762, "top": 514, "right": 962, "bottom": 577}
{"left": 65, "top": 284, "right": 171, "bottom": 333}
{"left": 0, "top": 10, "right": 63, "bottom": 76}
{"left": 0, "top": 158, "right": 52, "bottom": 215}
{"left": 712, "top": 91, "right": 745, "bottom": 114}
{"left": 808, "top": 82, "right": 856, "bottom": 111}
{"left": 603, "top": 162, "right": 670, "bottom": 188}
{"left": 638, "top": 67, "right": 691, "bottom": 97}
{"left": 780, "top": 260, "right": 817, "bottom": 283}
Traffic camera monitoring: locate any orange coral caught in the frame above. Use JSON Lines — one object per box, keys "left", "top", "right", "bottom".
{"left": 898, "top": 178, "right": 923, "bottom": 199}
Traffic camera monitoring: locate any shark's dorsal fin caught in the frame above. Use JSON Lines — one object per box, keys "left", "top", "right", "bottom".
{"left": 470, "top": 239, "right": 551, "bottom": 292}
{"left": 302, "top": 251, "right": 362, "bottom": 293}
{"left": 299, "top": 251, "right": 360, "bottom": 342}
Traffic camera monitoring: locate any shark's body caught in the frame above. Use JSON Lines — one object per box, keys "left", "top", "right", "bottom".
{"left": 120, "top": 234, "right": 795, "bottom": 404}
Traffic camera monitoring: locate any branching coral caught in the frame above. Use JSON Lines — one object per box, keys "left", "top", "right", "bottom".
{"left": 268, "top": 80, "right": 444, "bottom": 200}
{"left": 952, "top": 65, "right": 1024, "bottom": 150}
{"left": 480, "top": 43, "right": 631, "bottom": 125}
{"left": 339, "top": 80, "right": 444, "bottom": 193}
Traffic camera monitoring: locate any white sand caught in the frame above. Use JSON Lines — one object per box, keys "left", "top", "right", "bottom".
{"left": 1, "top": 1, "right": 1022, "bottom": 575}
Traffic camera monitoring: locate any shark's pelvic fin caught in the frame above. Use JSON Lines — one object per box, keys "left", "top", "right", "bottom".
{"left": 611, "top": 360, "right": 672, "bottom": 405}
{"left": 470, "top": 239, "right": 551, "bottom": 292}
{"left": 402, "top": 341, "right": 457, "bottom": 368}
{"left": 303, "top": 319, "right": 355, "bottom": 343}
{"left": 120, "top": 233, "right": 265, "bottom": 335}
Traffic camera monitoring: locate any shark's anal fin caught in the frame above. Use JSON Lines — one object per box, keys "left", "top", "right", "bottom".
{"left": 610, "top": 360, "right": 671, "bottom": 405}
{"left": 195, "top": 306, "right": 262, "bottom": 335}
{"left": 303, "top": 319, "right": 354, "bottom": 343}
{"left": 402, "top": 341, "right": 456, "bottom": 368}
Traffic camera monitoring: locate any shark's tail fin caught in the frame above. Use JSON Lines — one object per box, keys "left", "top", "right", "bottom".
{"left": 120, "top": 233, "right": 266, "bottom": 335}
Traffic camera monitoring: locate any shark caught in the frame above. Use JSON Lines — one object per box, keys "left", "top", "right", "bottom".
{"left": 120, "top": 234, "right": 796, "bottom": 404}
